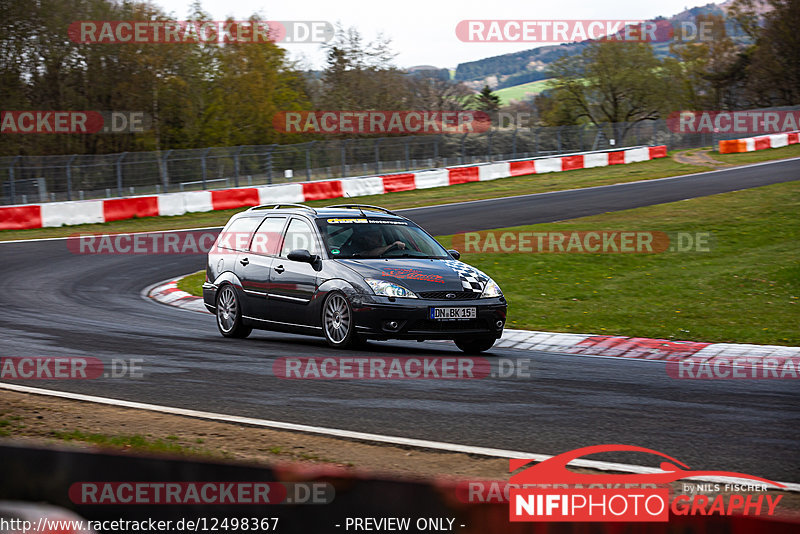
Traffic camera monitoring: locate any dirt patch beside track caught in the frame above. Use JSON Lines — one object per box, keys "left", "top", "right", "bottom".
{"left": 0, "top": 389, "right": 507, "bottom": 479}
{"left": 1, "top": 388, "right": 799, "bottom": 517}
{"left": 672, "top": 149, "right": 734, "bottom": 168}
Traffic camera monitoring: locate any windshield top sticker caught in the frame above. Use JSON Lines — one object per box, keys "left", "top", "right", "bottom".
{"left": 327, "top": 218, "right": 368, "bottom": 224}
{"left": 326, "top": 218, "right": 407, "bottom": 225}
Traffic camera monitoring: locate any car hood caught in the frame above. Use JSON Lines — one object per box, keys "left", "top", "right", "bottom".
{"left": 334, "top": 258, "right": 492, "bottom": 295}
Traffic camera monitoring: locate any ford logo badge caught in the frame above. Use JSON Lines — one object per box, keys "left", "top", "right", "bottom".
{"left": 446, "top": 293, "right": 456, "bottom": 299}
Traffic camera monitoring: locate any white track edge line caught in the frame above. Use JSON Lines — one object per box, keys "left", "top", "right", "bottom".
{"left": 0, "top": 225, "right": 225, "bottom": 244}
{"left": 1, "top": 382, "right": 797, "bottom": 491}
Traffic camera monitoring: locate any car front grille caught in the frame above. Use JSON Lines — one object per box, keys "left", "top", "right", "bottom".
{"left": 418, "top": 291, "right": 480, "bottom": 300}
{"left": 408, "top": 319, "right": 489, "bottom": 332}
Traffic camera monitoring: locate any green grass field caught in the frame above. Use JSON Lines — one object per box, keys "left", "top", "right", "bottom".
{"left": 494, "top": 79, "right": 553, "bottom": 106}
{"left": 183, "top": 180, "right": 799, "bottom": 345}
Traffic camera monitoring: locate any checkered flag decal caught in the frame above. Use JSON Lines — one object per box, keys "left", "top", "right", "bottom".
{"left": 442, "top": 260, "right": 489, "bottom": 293}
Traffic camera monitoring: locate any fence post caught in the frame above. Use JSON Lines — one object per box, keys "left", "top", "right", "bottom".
{"left": 66, "top": 154, "right": 77, "bottom": 201}
{"left": 340, "top": 140, "right": 347, "bottom": 176}
{"left": 374, "top": 138, "right": 381, "bottom": 174}
{"left": 557, "top": 126, "right": 563, "bottom": 153}
{"left": 404, "top": 138, "right": 410, "bottom": 171}
{"left": 305, "top": 141, "right": 314, "bottom": 180}
{"left": 460, "top": 133, "right": 467, "bottom": 165}
{"left": 116, "top": 152, "right": 127, "bottom": 196}
{"left": 233, "top": 146, "right": 243, "bottom": 188}
{"left": 486, "top": 131, "right": 493, "bottom": 161}
{"left": 434, "top": 135, "right": 441, "bottom": 167}
{"left": 533, "top": 127, "right": 539, "bottom": 155}
{"left": 512, "top": 128, "right": 518, "bottom": 159}
{"left": 161, "top": 149, "right": 172, "bottom": 193}
{"left": 8, "top": 156, "right": 20, "bottom": 205}
{"left": 579, "top": 124, "right": 589, "bottom": 152}
{"left": 201, "top": 148, "right": 210, "bottom": 189}
{"left": 266, "top": 144, "right": 277, "bottom": 184}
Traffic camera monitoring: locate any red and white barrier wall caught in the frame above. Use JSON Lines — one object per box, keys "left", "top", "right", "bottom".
{"left": 718, "top": 131, "right": 799, "bottom": 153}
{"left": 0, "top": 145, "right": 667, "bottom": 231}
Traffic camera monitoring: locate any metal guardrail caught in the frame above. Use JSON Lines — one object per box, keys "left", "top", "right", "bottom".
{"left": 2, "top": 107, "right": 797, "bottom": 206}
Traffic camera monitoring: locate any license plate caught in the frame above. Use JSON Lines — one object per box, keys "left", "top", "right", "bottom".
{"left": 430, "top": 307, "right": 476, "bottom": 320}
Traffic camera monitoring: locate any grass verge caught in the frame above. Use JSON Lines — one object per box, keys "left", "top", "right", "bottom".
{"left": 6, "top": 145, "right": 799, "bottom": 242}
{"left": 51, "top": 430, "right": 203, "bottom": 455}
{"left": 177, "top": 270, "right": 205, "bottom": 295}
{"left": 437, "top": 181, "right": 799, "bottom": 345}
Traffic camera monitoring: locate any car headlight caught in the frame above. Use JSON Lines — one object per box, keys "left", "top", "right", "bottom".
{"left": 481, "top": 278, "right": 503, "bottom": 298}
{"left": 365, "top": 278, "right": 418, "bottom": 298}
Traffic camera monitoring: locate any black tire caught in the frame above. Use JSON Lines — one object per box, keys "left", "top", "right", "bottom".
{"left": 455, "top": 337, "right": 496, "bottom": 354}
{"left": 215, "top": 285, "right": 252, "bottom": 338}
{"left": 321, "top": 291, "right": 359, "bottom": 349}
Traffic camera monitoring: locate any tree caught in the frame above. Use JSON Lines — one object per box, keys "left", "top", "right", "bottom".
{"left": 473, "top": 85, "right": 501, "bottom": 112}
{"left": 736, "top": 0, "right": 800, "bottom": 106}
{"left": 541, "top": 41, "right": 671, "bottom": 141}
{"left": 316, "top": 25, "right": 411, "bottom": 112}
{"left": 0, "top": 0, "right": 313, "bottom": 156}
{"left": 406, "top": 75, "right": 474, "bottom": 112}
{"left": 665, "top": 14, "right": 744, "bottom": 110}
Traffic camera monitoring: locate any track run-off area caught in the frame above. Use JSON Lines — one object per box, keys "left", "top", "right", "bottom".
{"left": 1, "top": 157, "right": 798, "bottom": 484}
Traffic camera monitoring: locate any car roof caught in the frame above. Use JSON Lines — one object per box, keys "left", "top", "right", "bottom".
{"left": 315, "top": 208, "right": 406, "bottom": 220}
{"left": 239, "top": 204, "right": 409, "bottom": 222}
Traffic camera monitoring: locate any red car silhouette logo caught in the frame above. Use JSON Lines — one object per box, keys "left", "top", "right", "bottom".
{"left": 510, "top": 444, "right": 784, "bottom": 488}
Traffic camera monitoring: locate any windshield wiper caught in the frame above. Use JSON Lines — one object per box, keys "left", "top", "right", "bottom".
{"left": 387, "top": 253, "right": 439, "bottom": 258}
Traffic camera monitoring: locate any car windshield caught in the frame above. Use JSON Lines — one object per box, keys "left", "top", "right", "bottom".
{"left": 316, "top": 217, "right": 450, "bottom": 259}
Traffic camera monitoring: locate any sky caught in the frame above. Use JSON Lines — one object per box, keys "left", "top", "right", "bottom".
{"left": 152, "top": 0, "right": 726, "bottom": 69}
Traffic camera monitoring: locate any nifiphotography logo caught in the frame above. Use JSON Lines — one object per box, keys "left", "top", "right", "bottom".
{"left": 509, "top": 445, "right": 784, "bottom": 522}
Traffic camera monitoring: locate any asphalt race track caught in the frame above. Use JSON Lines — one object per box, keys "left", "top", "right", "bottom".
{"left": 1, "top": 159, "right": 798, "bottom": 482}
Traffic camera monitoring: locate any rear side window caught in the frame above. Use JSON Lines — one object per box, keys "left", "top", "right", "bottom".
{"left": 214, "top": 217, "right": 261, "bottom": 252}
{"left": 280, "top": 218, "right": 319, "bottom": 257}
{"left": 249, "top": 217, "right": 287, "bottom": 256}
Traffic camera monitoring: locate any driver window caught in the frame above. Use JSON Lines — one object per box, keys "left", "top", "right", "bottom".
{"left": 280, "top": 218, "right": 319, "bottom": 257}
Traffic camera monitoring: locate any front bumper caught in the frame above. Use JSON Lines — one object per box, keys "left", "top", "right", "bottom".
{"left": 351, "top": 295, "right": 507, "bottom": 340}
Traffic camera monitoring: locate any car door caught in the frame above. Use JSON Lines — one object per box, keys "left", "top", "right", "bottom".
{"left": 266, "top": 217, "right": 322, "bottom": 326}
{"left": 237, "top": 216, "right": 287, "bottom": 319}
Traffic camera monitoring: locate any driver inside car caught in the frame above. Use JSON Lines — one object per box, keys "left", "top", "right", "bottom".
{"left": 353, "top": 226, "right": 406, "bottom": 257}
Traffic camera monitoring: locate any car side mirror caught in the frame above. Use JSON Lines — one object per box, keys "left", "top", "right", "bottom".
{"left": 287, "top": 249, "right": 315, "bottom": 263}
{"left": 447, "top": 249, "right": 461, "bottom": 260}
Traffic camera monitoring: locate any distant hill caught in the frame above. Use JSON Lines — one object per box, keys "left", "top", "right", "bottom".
{"left": 453, "top": 1, "right": 759, "bottom": 91}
